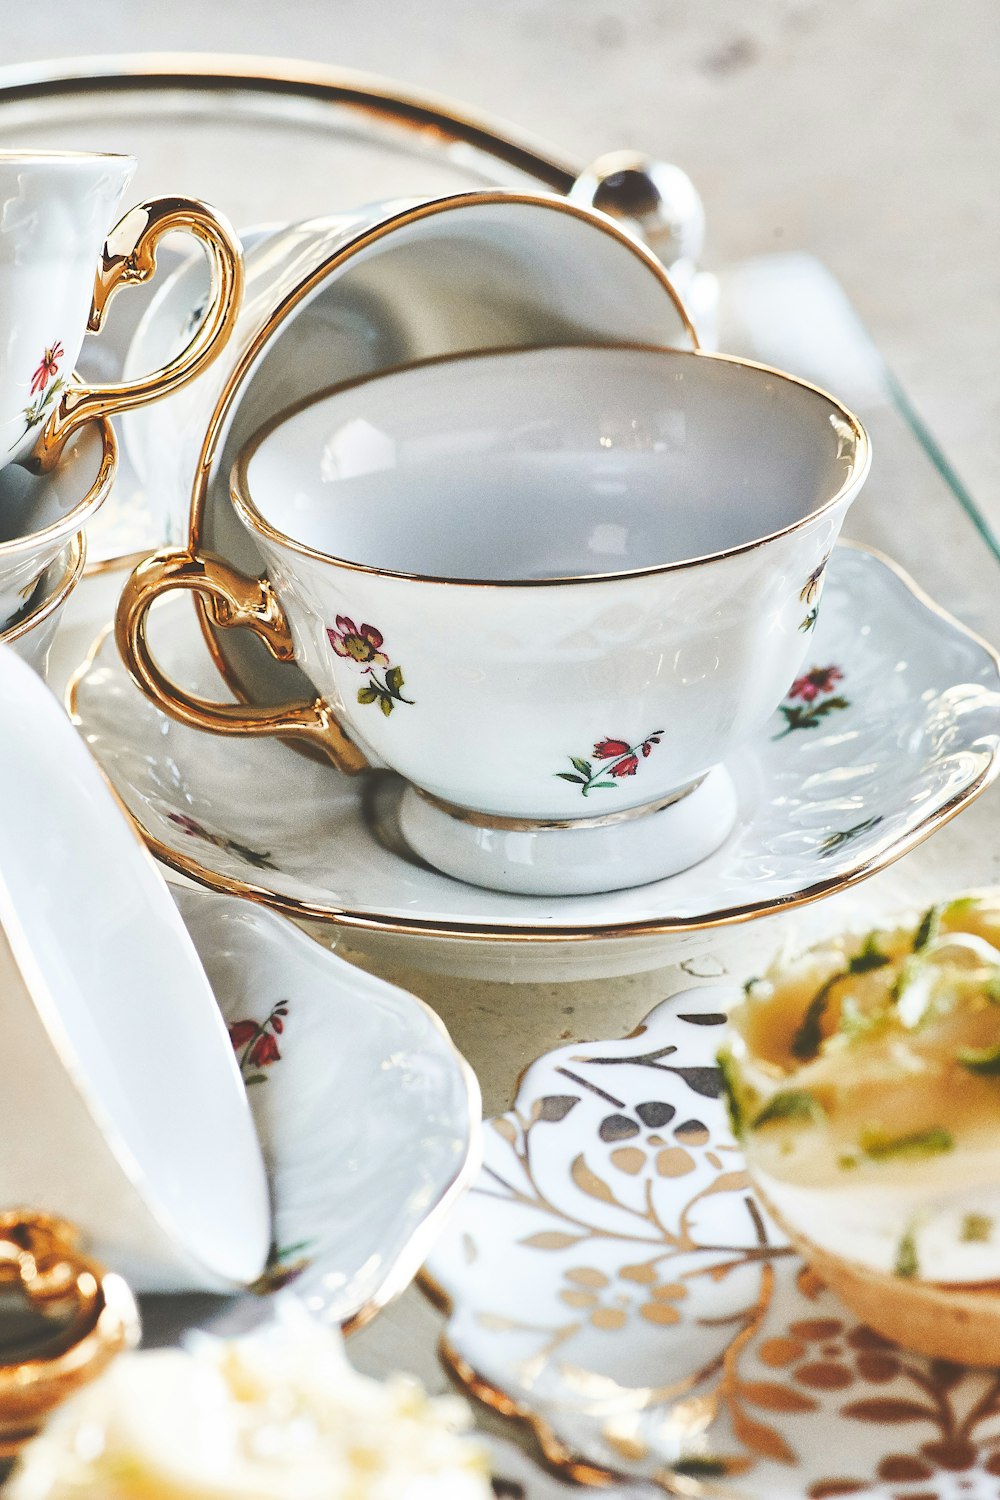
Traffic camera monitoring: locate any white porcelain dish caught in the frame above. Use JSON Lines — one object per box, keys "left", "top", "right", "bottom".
{"left": 70, "top": 545, "right": 1000, "bottom": 980}
{"left": 1, "top": 531, "right": 84, "bottom": 677}
{"left": 0, "top": 645, "right": 270, "bottom": 1293}
{"left": 425, "top": 985, "right": 1000, "bottom": 1496}
{"left": 168, "top": 884, "right": 481, "bottom": 1328}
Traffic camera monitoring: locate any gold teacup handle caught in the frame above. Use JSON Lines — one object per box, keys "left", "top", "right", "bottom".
{"left": 34, "top": 196, "right": 244, "bottom": 471}
{"left": 115, "top": 548, "right": 370, "bottom": 775}
{"left": 0, "top": 1210, "right": 140, "bottom": 1457}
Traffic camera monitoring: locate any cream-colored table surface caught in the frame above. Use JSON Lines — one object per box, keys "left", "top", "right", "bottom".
{"left": 19, "top": 0, "right": 1000, "bottom": 1471}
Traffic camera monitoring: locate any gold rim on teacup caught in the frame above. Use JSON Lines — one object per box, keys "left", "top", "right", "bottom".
{"left": 1, "top": 532, "right": 85, "bottom": 646}
{"left": 0, "top": 420, "right": 113, "bottom": 563}
{"left": 227, "top": 340, "right": 871, "bottom": 588}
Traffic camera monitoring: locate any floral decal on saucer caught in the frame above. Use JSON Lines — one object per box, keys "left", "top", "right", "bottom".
{"left": 327, "top": 615, "right": 414, "bottom": 717}
{"left": 774, "top": 665, "right": 848, "bottom": 738}
{"left": 798, "top": 556, "right": 831, "bottom": 633}
{"left": 557, "top": 732, "right": 663, "bottom": 795}
{"left": 7, "top": 341, "right": 66, "bottom": 455}
{"left": 166, "top": 810, "right": 277, "bottom": 871}
{"left": 228, "top": 1000, "right": 288, "bottom": 1086}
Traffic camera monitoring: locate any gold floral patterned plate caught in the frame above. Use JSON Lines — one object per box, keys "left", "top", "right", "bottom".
{"left": 171, "top": 884, "right": 479, "bottom": 1329}
{"left": 423, "top": 986, "right": 1000, "bottom": 1497}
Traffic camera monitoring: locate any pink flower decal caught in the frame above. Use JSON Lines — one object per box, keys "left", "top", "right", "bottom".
{"left": 228, "top": 1001, "right": 289, "bottom": 1086}
{"left": 326, "top": 616, "right": 390, "bottom": 669}
{"left": 30, "top": 342, "right": 64, "bottom": 396}
{"left": 774, "top": 665, "right": 849, "bottom": 738}
{"left": 326, "top": 612, "right": 414, "bottom": 716}
{"left": 789, "top": 665, "right": 844, "bottom": 702}
{"left": 559, "top": 732, "right": 664, "bottom": 796}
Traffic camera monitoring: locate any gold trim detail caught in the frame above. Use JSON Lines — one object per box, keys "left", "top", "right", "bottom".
{"left": 0, "top": 1211, "right": 139, "bottom": 1458}
{"left": 412, "top": 775, "right": 707, "bottom": 832}
{"left": 34, "top": 196, "right": 244, "bottom": 471}
{"left": 0, "top": 417, "right": 115, "bottom": 561}
{"left": 115, "top": 549, "right": 369, "bottom": 775}
{"left": 0, "top": 532, "right": 85, "bottom": 646}
{"left": 66, "top": 544, "right": 1000, "bottom": 947}
{"left": 228, "top": 340, "right": 870, "bottom": 590}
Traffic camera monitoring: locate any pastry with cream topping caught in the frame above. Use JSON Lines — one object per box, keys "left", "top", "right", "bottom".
{"left": 719, "top": 891, "right": 1000, "bottom": 1364}
{"left": 7, "top": 1303, "right": 492, "bottom": 1500}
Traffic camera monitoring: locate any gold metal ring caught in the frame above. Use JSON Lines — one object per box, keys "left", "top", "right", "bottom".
{"left": 412, "top": 775, "right": 707, "bottom": 831}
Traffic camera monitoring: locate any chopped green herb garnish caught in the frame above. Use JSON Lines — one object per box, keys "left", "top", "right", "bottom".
{"left": 751, "top": 1090, "right": 824, "bottom": 1130}
{"left": 859, "top": 1126, "right": 954, "bottom": 1162}
{"left": 837, "top": 1153, "right": 860, "bottom": 1170}
{"left": 957, "top": 1043, "right": 1000, "bottom": 1075}
{"left": 961, "top": 1213, "right": 993, "bottom": 1244}
{"left": 895, "top": 1227, "right": 919, "bottom": 1278}
{"left": 943, "top": 895, "right": 980, "bottom": 920}
{"left": 986, "top": 976, "right": 1000, "bottom": 1005}
{"left": 791, "top": 936, "right": 890, "bottom": 1061}
{"left": 717, "top": 1047, "right": 757, "bottom": 1141}
{"left": 742, "top": 976, "right": 761, "bottom": 996}
{"left": 837, "top": 995, "right": 892, "bottom": 1043}
{"left": 913, "top": 904, "right": 942, "bottom": 953}
{"left": 848, "top": 933, "right": 892, "bottom": 975}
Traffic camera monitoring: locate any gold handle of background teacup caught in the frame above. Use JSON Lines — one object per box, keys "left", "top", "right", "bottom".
{"left": 0, "top": 1211, "right": 139, "bottom": 1457}
{"left": 34, "top": 197, "right": 244, "bottom": 471}
{"left": 115, "top": 549, "right": 370, "bottom": 775}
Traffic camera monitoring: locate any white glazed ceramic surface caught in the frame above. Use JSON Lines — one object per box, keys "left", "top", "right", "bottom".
{"left": 425, "top": 986, "right": 1000, "bottom": 1496}
{"left": 170, "top": 885, "right": 481, "bottom": 1325}
{"left": 1, "top": 531, "right": 84, "bottom": 677}
{"left": 234, "top": 343, "right": 867, "bottom": 823}
{"left": 0, "top": 645, "right": 270, "bottom": 1293}
{"left": 0, "top": 151, "right": 134, "bottom": 467}
{"left": 122, "top": 191, "right": 697, "bottom": 709}
{"left": 71, "top": 547, "right": 1000, "bottom": 974}
{"left": 0, "top": 417, "right": 114, "bottom": 624}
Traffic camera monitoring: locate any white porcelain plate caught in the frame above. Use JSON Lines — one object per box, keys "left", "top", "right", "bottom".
{"left": 68, "top": 546, "right": 1000, "bottom": 981}
{"left": 425, "top": 986, "right": 1000, "bottom": 1497}
{"left": 169, "top": 884, "right": 479, "bottom": 1326}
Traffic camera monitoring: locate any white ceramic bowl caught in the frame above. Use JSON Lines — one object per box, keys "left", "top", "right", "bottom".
{"left": 0, "top": 645, "right": 270, "bottom": 1292}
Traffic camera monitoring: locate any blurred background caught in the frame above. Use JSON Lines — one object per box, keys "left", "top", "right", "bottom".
{"left": 3, "top": 0, "right": 996, "bottom": 507}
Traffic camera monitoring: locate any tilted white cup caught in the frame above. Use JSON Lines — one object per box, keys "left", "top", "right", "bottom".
{"left": 0, "top": 645, "right": 271, "bottom": 1292}
{"left": 117, "top": 341, "right": 870, "bottom": 894}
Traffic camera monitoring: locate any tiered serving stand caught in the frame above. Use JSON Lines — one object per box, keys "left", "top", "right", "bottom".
{"left": 3, "top": 52, "right": 1000, "bottom": 1492}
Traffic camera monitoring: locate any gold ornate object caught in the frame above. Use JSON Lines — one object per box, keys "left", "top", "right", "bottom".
{"left": 34, "top": 196, "right": 244, "bottom": 471}
{"left": 0, "top": 1210, "right": 139, "bottom": 1458}
{"left": 412, "top": 775, "right": 708, "bottom": 832}
{"left": 115, "top": 549, "right": 370, "bottom": 774}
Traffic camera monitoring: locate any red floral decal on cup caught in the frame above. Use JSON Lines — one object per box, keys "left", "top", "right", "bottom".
{"left": 228, "top": 1000, "right": 288, "bottom": 1086}
{"left": 8, "top": 340, "right": 67, "bottom": 454}
{"left": 774, "top": 664, "right": 848, "bottom": 738}
{"left": 326, "top": 615, "right": 414, "bottom": 717}
{"left": 557, "top": 731, "right": 664, "bottom": 795}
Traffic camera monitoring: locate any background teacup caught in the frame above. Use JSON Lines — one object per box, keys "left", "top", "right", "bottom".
{"left": 0, "top": 150, "right": 243, "bottom": 476}
{"left": 0, "top": 646, "right": 271, "bottom": 1292}
{"left": 117, "top": 341, "right": 871, "bottom": 896}
{"left": 1, "top": 529, "right": 84, "bottom": 678}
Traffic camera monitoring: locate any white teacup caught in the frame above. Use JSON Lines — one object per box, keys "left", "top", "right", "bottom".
{"left": 0, "top": 645, "right": 270, "bottom": 1291}
{"left": 118, "top": 342, "right": 870, "bottom": 896}
{"left": 0, "top": 150, "right": 242, "bottom": 475}
{"left": 1, "top": 530, "right": 84, "bottom": 678}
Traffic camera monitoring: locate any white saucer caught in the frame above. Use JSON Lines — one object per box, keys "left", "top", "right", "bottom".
{"left": 69, "top": 545, "right": 1000, "bottom": 981}
{"left": 167, "top": 884, "right": 479, "bottom": 1328}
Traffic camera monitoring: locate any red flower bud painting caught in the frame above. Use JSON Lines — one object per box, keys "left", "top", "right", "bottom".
{"left": 557, "top": 732, "right": 665, "bottom": 796}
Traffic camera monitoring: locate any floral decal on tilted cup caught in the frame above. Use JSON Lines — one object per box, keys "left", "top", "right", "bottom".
{"left": 6, "top": 341, "right": 66, "bottom": 457}
{"left": 326, "top": 615, "right": 414, "bottom": 717}
{"left": 798, "top": 555, "right": 831, "bottom": 634}
{"left": 773, "top": 665, "right": 848, "bottom": 739}
{"left": 557, "top": 732, "right": 664, "bottom": 796}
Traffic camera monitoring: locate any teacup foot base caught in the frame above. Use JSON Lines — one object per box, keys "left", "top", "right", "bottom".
{"left": 397, "top": 768, "right": 738, "bottom": 896}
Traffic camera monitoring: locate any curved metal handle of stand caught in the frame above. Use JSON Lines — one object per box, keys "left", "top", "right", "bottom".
{"left": 33, "top": 195, "right": 244, "bottom": 471}
{"left": 115, "top": 548, "right": 370, "bottom": 775}
{"left": 0, "top": 1211, "right": 140, "bottom": 1458}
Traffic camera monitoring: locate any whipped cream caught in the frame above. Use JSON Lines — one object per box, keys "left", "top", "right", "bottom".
{"left": 719, "top": 894, "right": 1000, "bottom": 1284}
{"left": 8, "top": 1304, "right": 492, "bottom": 1500}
